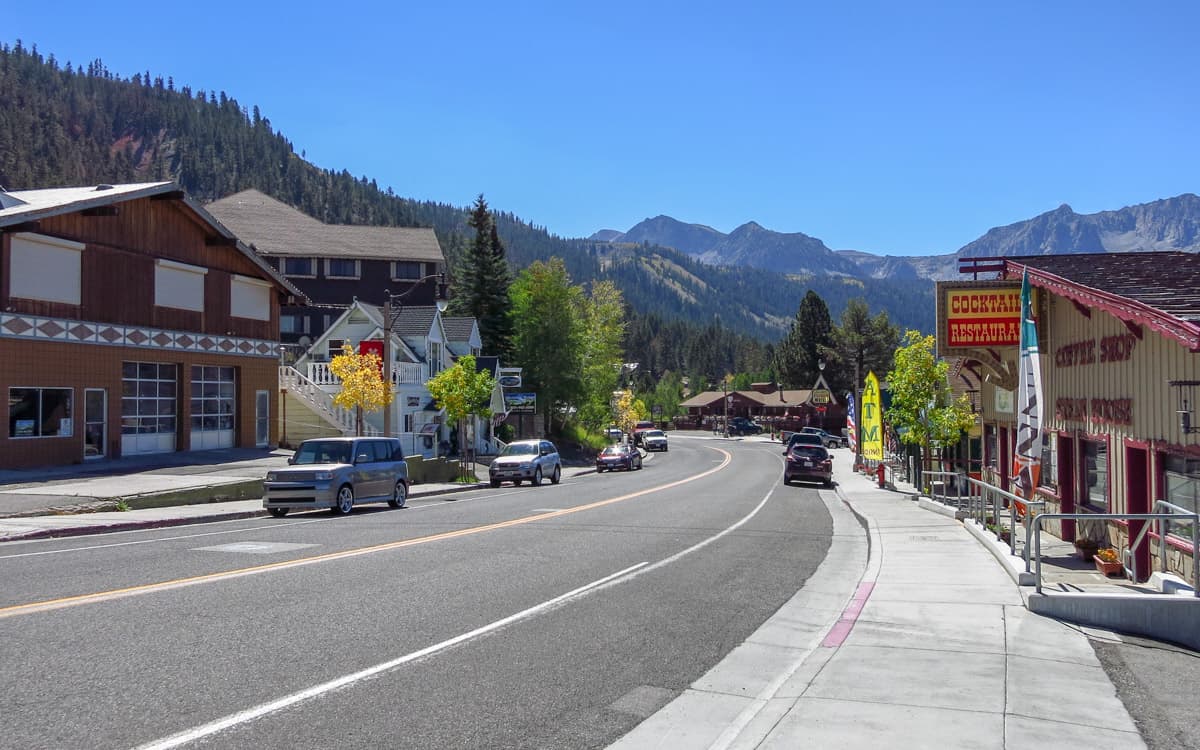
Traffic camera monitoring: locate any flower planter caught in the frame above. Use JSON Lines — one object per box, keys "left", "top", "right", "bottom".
{"left": 1093, "top": 555, "right": 1124, "bottom": 577}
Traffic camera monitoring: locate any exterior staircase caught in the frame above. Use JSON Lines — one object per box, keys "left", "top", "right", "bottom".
{"left": 278, "top": 366, "right": 381, "bottom": 447}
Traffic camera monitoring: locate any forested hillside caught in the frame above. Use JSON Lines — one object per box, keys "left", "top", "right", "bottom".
{"left": 0, "top": 40, "right": 934, "bottom": 344}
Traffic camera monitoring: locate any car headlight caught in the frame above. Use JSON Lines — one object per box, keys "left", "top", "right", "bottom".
{"left": 314, "top": 471, "right": 333, "bottom": 481}
{"left": 266, "top": 471, "right": 278, "bottom": 481}
{"left": 520, "top": 462, "right": 533, "bottom": 470}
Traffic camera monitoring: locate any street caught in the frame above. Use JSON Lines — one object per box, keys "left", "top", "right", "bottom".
{"left": 0, "top": 438, "right": 834, "bottom": 749}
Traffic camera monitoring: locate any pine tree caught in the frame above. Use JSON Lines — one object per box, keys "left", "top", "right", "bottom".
{"left": 776, "top": 290, "right": 835, "bottom": 389}
{"left": 447, "top": 194, "right": 514, "bottom": 361}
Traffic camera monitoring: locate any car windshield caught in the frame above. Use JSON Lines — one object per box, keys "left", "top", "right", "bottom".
{"left": 643, "top": 430, "right": 664, "bottom": 438}
{"left": 790, "top": 446, "right": 828, "bottom": 459}
{"left": 601, "top": 445, "right": 626, "bottom": 456}
{"left": 500, "top": 443, "right": 538, "bottom": 457}
{"left": 293, "top": 440, "right": 352, "bottom": 465}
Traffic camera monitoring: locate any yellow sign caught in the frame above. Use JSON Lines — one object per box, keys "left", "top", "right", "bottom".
{"left": 811, "top": 388, "right": 831, "bottom": 404}
{"left": 861, "top": 371, "right": 884, "bottom": 461}
{"left": 943, "top": 286, "right": 1021, "bottom": 347}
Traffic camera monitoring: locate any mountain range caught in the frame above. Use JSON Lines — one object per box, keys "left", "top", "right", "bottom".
{"left": 593, "top": 194, "right": 1200, "bottom": 281}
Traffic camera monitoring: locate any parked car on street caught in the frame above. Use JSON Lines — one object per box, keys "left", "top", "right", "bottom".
{"left": 596, "top": 443, "right": 643, "bottom": 472}
{"left": 632, "top": 420, "right": 656, "bottom": 446}
{"left": 489, "top": 439, "right": 562, "bottom": 487}
{"left": 604, "top": 427, "right": 624, "bottom": 443}
{"left": 784, "top": 443, "right": 834, "bottom": 486}
{"left": 800, "top": 427, "right": 848, "bottom": 448}
{"left": 783, "top": 431, "right": 824, "bottom": 450}
{"left": 640, "top": 429, "right": 668, "bottom": 452}
{"left": 263, "top": 437, "right": 408, "bottom": 517}
{"left": 727, "top": 417, "right": 762, "bottom": 435}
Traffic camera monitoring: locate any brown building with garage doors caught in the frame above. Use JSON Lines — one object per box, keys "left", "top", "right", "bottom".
{"left": 0, "top": 182, "right": 305, "bottom": 469}
{"left": 940, "top": 253, "right": 1200, "bottom": 585}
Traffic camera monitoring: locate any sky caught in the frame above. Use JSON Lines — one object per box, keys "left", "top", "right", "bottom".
{"left": 8, "top": 1, "right": 1200, "bottom": 256}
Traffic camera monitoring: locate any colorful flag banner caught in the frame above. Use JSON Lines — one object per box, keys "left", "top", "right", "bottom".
{"left": 861, "top": 372, "right": 884, "bottom": 461}
{"left": 846, "top": 393, "right": 858, "bottom": 453}
{"left": 1012, "top": 270, "right": 1043, "bottom": 505}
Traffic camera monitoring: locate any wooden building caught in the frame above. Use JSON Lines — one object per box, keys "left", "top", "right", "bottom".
{"left": 0, "top": 182, "right": 303, "bottom": 468}
{"left": 942, "top": 253, "right": 1200, "bottom": 582}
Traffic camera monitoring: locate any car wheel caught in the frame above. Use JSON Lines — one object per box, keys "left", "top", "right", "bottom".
{"left": 824, "top": 479, "right": 834, "bottom": 487}
{"left": 596, "top": 466, "right": 604, "bottom": 473}
{"left": 514, "top": 479, "right": 522, "bottom": 486}
{"left": 532, "top": 467, "right": 542, "bottom": 486}
{"left": 333, "top": 485, "right": 354, "bottom": 515}
{"left": 551, "top": 465, "right": 561, "bottom": 484}
{"left": 388, "top": 481, "right": 407, "bottom": 509}
{"left": 268, "top": 507, "right": 289, "bottom": 518}
{"left": 490, "top": 479, "right": 501, "bottom": 487}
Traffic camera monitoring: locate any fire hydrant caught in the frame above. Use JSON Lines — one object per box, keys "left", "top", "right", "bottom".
{"left": 876, "top": 463, "right": 887, "bottom": 488}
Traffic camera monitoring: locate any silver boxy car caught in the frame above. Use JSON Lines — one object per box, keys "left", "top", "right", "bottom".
{"left": 489, "top": 439, "right": 562, "bottom": 487}
{"left": 263, "top": 437, "right": 408, "bottom": 517}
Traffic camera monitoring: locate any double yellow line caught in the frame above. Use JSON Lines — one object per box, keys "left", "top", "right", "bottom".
{"left": 0, "top": 448, "right": 732, "bottom": 620}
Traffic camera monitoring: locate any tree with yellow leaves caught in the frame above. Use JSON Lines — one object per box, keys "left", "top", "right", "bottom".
{"left": 329, "top": 343, "right": 393, "bottom": 436}
{"left": 427, "top": 355, "right": 496, "bottom": 480}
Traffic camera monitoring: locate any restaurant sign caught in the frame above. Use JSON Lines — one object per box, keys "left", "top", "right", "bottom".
{"left": 937, "top": 281, "right": 1031, "bottom": 353}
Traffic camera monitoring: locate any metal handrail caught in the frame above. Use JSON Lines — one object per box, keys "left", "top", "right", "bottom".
{"left": 1128, "top": 500, "right": 1199, "bottom": 589}
{"left": 924, "top": 470, "right": 966, "bottom": 508}
{"left": 1030, "top": 512, "right": 1200, "bottom": 596}
{"left": 964, "top": 477, "right": 1046, "bottom": 569}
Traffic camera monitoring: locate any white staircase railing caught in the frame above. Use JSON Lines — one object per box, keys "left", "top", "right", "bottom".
{"left": 307, "top": 361, "right": 427, "bottom": 387}
{"left": 279, "top": 366, "right": 381, "bottom": 436}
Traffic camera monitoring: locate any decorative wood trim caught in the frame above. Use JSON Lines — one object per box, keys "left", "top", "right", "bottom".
{"left": 0, "top": 312, "right": 278, "bottom": 358}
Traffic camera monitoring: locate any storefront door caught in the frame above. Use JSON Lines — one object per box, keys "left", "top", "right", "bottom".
{"left": 84, "top": 388, "right": 106, "bottom": 460}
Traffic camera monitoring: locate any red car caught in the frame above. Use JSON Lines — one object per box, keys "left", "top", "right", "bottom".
{"left": 596, "top": 443, "right": 643, "bottom": 472}
{"left": 784, "top": 444, "right": 833, "bottom": 486}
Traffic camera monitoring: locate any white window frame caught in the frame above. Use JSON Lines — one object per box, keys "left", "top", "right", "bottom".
{"left": 325, "top": 258, "right": 360, "bottom": 279}
{"left": 9, "top": 232, "right": 84, "bottom": 305}
{"left": 154, "top": 259, "right": 207, "bottom": 312}
{"left": 230, "top": 274, "right": 271, "bottom": 321}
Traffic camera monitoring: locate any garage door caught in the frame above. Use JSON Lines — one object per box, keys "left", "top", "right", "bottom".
{"left": 190, "top": 365, "right": 236, "bottom": 450}
{"left": 121, "top": 362, "right": 177, "bottom": 455}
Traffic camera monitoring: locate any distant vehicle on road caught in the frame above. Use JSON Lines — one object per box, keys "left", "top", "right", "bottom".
{"left": 632, "top": 420, "right": 655, "bottom": 446}
{"left": 596, "top": 443, "right": 643, "bottom": 472}
{"left": 799, "top": 427, "right": 847, "bottom": 448}
{"left": 489, "top": 439, "right": 562, "bottom": 487}
{"left": 263, "top": 437, "right": 408, "bottom": 517}
{"left": 727, "top": 417, "right": 762, "bottom": 435}
{"left": 783, "top": 431, "right": 824, "bottom": 450}
{"left": 784, "top": 443, "right": 834, "bottom": 486}
{"left": 640, "top": 429, "right": 668, "bottom": 452}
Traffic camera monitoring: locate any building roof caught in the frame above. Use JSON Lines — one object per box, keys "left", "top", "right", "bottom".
{"left": 442, "top": 316, "right": 479, "bottom": 343}
{"left": 391, "top": 305, "right": 440, "bottom": 338}
{"left": 1004, "top": 252, "right": 1200, "bottom": 351}
{"left": 680, "top": 389, "right": 819, "bottom": 409}
{"left": 0, "top": 182, "right": 305, "bottom": 300}
{"left": 206, "top": 189, "right": 444, "bottom": 262}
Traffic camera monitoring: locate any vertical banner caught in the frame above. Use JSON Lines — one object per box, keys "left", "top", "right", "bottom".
{"left": 1012, "top": 270, "right": 1043, "bottom": 503}
{"left": 358, "top": 340, "right": 385, "bottom": 376}
{"left": 861, "top": 372, "right": 884, "bottom": 461}
{"left": 846, "top": 393, "right": 858, "bottom": 453}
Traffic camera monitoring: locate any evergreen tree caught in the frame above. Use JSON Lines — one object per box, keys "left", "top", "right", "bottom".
{"left": 830, "top": 298, "right": 901, "bottom": 398}
{"left": 446, "top": 194, "right": 514, "bottom": 361}
{"left": 776, "top": 290, "right": 835, "bottom": 389}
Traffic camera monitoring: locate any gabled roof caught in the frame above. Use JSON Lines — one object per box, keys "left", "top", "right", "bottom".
{"left": 475, "top": 355, "right": 500, "bottom": 375}
{"left": 392, "top": 305, "right": 440, "bottom": 338}
{"left": 0, "top": 182, "right": 305, "bottom": 300}
{"left": 1004, "top": 252, "right": 1200, "bottom": 351}
{"left": 206, "top": 189, "right": 444, "bottom": 262}
{"left": 680, "top": 389, "right": 820, "bottom": 409}
{"left": 442, "top": 316, "right": 480, "bottom": 344}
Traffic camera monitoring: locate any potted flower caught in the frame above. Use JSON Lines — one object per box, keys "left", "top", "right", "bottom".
{"left": 1094, "top": 547, "right": 1124, "bottom": 577}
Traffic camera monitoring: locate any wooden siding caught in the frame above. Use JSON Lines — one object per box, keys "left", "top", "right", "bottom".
{"left": 2, "top": 195, "right": 279, "bottom": 339}
{"left": 280, "top": 259, "right": 441, "bottom": 307}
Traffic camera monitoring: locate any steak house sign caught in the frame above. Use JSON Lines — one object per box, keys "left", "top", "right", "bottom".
{"left": 1054, "top": 333, "right": 1138, "bottom": 426}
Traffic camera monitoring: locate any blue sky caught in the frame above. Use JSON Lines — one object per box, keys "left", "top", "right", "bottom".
{"left": 9, "top": 2, "right": 1199, "bottom": 255}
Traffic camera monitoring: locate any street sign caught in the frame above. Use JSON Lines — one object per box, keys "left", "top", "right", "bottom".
{"left": 498, "top": 367, "right": 522, "bottom": 388}
{"left": 811, "top": 388, "right": 831, "bottom": 405}
{"left": 505, "top": 392, "right": 536, "bottom": 414}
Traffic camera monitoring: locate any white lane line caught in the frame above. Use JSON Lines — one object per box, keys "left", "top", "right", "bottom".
{"left": 135, "top": 448, "right": 775, "bottom": 749}
{"left": 132, "top": 562, "right": 649, "bottom": 750}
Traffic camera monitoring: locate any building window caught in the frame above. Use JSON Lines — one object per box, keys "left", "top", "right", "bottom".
{"left": 9, "top": 387, "right": 73, "bottom": 438}
{"left": 9, "top": 233, "right": 84, "bottom": 305}
{"left": 155, "top": 259, "right": 207, "bottom": 312}
{"left": 428, "top": 342, "right": 442, "bottom": 378}
{"left": 984, "top": 425, "right": 998, "bottom": 469}
{"left": 1039, "top": 432, "right": 1057, "bottom": 489}
{"left": 1164, "top": 455, "right": 1200, "bottom": 541}
{"left": 280, "top": 315, "right": 300, "bottom": 334}
{"left": 325, "top": 258, "right": 360, "bottom": 279}
{"left": 283, "top": 258, "right": 315, "bottom": 277}
{"left": 230, "top": 274, "right": 271, "bottom": 321}
{"left": 327, "top": 339, "right": 346, "bottom": 359}
{"left": 1081, "top": 439, "right": 1108, "bottom": 512}
{"left": 391, "top": 261, "right": 423, "bottom": 280}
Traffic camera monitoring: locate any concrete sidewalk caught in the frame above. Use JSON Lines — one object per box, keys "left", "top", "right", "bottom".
{"left": 610, "top": 447, "right": 1146, "bottom": 750}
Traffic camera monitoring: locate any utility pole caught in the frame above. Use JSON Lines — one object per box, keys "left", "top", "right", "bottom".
{"left": 382, "top": 272, "right": 446, "bottom": 439}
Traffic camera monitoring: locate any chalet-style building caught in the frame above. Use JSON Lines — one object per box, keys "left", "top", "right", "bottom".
{"left": 278, "top": 301, "right": 503, "bottom": 457}
{"left": 679, "top": 384, "right": 846, "bottom": 434}
{"left": 205, "top": 189, "right": 445, "bottom": 357}
{"left": 942, "top": 253, "right": 1200, "bottom": 584}
{"left": 0, "top": 182, "right": 303, "bottom": 469}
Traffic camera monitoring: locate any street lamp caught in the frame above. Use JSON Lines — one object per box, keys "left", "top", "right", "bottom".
{"left": 382, "top": 272, "right": 446, "bottom": 438}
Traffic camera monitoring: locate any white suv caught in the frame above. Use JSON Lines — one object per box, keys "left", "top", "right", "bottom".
{"left": 489, "top": 439, "right": 562, "bottom": 487}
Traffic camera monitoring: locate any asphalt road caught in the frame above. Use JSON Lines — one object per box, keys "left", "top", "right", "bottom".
{"left": 0, "top": 436, "right": 837, "bottom": 750}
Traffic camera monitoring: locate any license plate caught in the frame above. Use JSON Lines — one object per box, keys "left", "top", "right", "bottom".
{"left": 802, "top": 460, "right": 812, "bottom": 467}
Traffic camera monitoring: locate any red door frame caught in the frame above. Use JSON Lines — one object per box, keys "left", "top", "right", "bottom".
{"left": 1125, "top": 442, "right": 1151, "bottom": 581}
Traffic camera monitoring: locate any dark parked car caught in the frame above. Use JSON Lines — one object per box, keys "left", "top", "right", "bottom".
{"left": 596, "top": 443, "right": 643, "bottom": 472}
{"left": 784, "top": 431, "right": 824, "bottom": 450}
{"left": 784, "top": 444, "right": 833, "bottom": 486}
{"left": 727, "top": 417, "right": 762, "bottom": 435}
{"left": 800, "top": 427, "right": 848, "bottom": 448}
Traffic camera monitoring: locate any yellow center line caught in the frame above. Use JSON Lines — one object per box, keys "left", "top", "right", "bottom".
{"left": 0, "top": 448, "right": 733, "bottom": 620}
